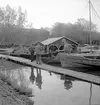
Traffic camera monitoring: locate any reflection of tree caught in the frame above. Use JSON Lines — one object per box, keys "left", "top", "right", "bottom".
{"left": 61, "top": 75, "right": 74, "bottom": 90}
{"left": 36, "top": 68, "right": 43, "bottom": 89}
{"left": 30, "top": 67, "right": 35, "bottom": 84}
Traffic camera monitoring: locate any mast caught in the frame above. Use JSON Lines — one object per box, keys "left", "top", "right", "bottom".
{"left": 89, "top": 0, "right": 92, "bottom": 52}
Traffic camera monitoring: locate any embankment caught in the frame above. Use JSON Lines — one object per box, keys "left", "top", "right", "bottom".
{"left": 0, "top": 78, "right": 33, "bottom": 105}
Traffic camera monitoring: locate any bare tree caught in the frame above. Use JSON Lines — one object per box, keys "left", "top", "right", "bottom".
{"left": 0, "top": 5, "right": 27, "bottom": 28}
{"left": 76, "top": 18, "right": 97, "bottom": 31}
{"left": 16, "top": 6, "right": 27, "bottom": 28}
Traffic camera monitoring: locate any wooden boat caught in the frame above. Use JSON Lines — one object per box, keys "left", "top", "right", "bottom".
{"left": 58, "top": 0, "right": 100, "bottom": 69}
{"left": 41, "top": 56, "right": 61, "bottom": 65}
{"left": 10, "top": 45, "right": 60, "bottom": 64}
{"left": 41, "top": 51, "right": 60, "bottom": 65}
{"left": 0, "top": 48, "right": 14, "bottom": 55}
{"left": 58, "top": 52, "right": 100, "bottom": 68}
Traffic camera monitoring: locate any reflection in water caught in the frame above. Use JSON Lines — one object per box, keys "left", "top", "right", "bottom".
{"left": 30, "top": 67, "right": 35, "bottom": 84}
{"left": 61, "top": 75, "right": 74, "bottom": 90}
{"left": 0, "top": 59, "right": 33, "bottom": 96}
{"left": 89, "top": 83, "right": 92, "bottom": 105}
{"left": 36, "top": 68, "right": 43, "bottom": 89}
{"left": 49, "top": 71, "right": 52, "bottom": 76}
{"left": 0, "top": 59, "right": 100, "bottom": 105}
{"left": 64, "top": 79, "right": 72, "bottom": 90}
{"left": 29, "top": 67, "right": 43, "bottom": 89}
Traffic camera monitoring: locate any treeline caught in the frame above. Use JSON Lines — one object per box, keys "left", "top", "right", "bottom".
{"left": 50, "top": 19, "right": 100, "bottom": 44}
{"left": 0, "top": 27, "right": 49, "bottom": 45}
{"left": 0, "top": 5, "right": 49, "bottom": 47}
{"left": 0, "top": 5, "right": 100, "bottom": 47}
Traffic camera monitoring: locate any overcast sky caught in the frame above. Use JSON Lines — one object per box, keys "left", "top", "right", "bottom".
{"left": 1, "top": 0, "right": 100, "bottom": 30}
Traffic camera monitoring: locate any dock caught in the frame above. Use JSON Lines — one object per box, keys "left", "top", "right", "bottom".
{"left": 0, "top": 54, "right": 100, "bottom": 85}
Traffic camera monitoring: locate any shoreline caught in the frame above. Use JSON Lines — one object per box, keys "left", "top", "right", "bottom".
{"left": 0, "top": 78, "right": 34, "bottom": 105}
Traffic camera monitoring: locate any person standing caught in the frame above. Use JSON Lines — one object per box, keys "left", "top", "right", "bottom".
{"left": 35, "top": 43, "right": 42, "bottom": 64}
{"left": 63, "top": 40, "right": 72, "bottom": 53}
{"left": 28, "top": 45, "right": 35, "bottom": 62}
{"left": 76, "top": 45, "right": 81, "bottom": 53}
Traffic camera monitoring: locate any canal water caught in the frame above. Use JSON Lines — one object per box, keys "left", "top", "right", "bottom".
{"left": 0, "top": 59, "right": 100, "bottom": 105}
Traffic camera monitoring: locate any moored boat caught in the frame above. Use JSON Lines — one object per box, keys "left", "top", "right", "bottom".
{"left": 58, "top": 0, "right": 100, "bottom": 69}
{"left": 41, "top": 56, "right": 61, "bottom": 65}
{"left": 58, "top": 53, "right": 100, "bottom": 68}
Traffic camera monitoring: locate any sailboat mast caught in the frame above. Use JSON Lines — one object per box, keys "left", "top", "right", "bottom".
{"left": 89, "top": 0, "right": 92, "bottom": 52}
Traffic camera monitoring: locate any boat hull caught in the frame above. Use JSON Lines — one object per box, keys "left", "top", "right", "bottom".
{"left": 41, "top": 57, "right": 61, "bottom": 65}
{"left": 58, "top": 53, "right": 100, "bottom": 69}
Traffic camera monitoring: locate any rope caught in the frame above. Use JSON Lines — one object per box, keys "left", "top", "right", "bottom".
{"left": 90, "top": 2, "right": 100, "bottom": 20}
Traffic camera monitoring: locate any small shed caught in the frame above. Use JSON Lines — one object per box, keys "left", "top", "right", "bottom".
{"left": 41, "top": 36, "right": 79, "bottom": 52}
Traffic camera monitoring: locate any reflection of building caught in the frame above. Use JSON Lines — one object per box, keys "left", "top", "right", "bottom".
{"left": 30, "top": 67, "right": 35, "bottom": 84}
{"left": 36, "top": 68, "right": 43, "bottom": 89}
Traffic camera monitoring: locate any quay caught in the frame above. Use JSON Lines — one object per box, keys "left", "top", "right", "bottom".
{"left": 0, "top": 54, "right": 100, "bottom": 85}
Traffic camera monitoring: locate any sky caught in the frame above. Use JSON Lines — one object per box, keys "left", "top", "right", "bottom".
{"left": 1, "top": 0, "right": 100, "bottom": 30}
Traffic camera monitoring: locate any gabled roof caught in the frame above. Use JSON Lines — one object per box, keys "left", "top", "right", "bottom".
{"left": 32, "top": 41, "right": 44, "bottom": 46}
{"left": 41, "top": 37, "right": 63, "bottom": 45}
{"left": 41, "top": 36, "right": 78, "bottom": 46}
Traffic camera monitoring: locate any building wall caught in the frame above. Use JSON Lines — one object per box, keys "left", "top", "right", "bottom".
{"left": 47, "top": 37, "right": 78, "bottom": 52}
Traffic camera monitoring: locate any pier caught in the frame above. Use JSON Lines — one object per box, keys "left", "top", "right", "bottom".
{"left": 0, "top": 54, "right": 100, "bottom": 85}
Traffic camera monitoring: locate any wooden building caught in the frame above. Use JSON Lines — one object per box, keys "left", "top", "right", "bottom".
{"left": 41, "top": 36, "right": 79, "bottom": 52}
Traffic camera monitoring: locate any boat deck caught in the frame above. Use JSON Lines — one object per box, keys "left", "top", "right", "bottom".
{"left": 0, "top": 54, "right": 100, "bottom": 85}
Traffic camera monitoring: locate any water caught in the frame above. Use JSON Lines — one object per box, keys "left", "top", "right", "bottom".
{"left": 0, "top": 59, "right": 100, "bottom": 105}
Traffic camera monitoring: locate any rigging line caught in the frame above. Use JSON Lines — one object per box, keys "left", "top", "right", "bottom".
{"left": 91, "top": 6, "right": 98, "bottom": 19}
{"left": 91, "top": 5, "right": 100, "bottom": 20}
{"left": 90, "top": 4, "right": 98, "bottom": 21}
{"left": 90, "top": 2, "right": 100, "bottom": 20}
{"left": 82, "top": 2, "right": 89, "bottom": 15}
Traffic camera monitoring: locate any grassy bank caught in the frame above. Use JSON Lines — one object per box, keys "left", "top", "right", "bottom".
{"left": 0, "top": 64, "right": 34, "bottom": 105}
{"left": 0, "top": 78, "right": 34, "bottom": 105}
